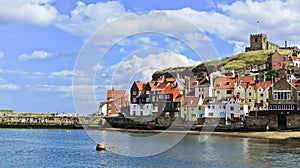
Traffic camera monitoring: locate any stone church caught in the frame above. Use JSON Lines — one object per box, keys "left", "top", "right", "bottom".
{"left": 245, "top": 33, "right": 280, "bottom": 52}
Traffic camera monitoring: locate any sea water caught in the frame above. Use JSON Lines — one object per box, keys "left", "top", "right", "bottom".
{"left": 0, "top": 129, "right": 299, "bottom": 168}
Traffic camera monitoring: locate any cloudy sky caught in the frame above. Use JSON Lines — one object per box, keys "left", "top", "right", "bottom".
{"left": 0, "top": 0, "right": 299, "bottom": 114}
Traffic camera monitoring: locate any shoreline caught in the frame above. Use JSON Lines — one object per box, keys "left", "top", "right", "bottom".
{"left": 103, "top": 128, "right": 300, "bottom": 141}
{"left": 1, "top": 125, "right": 299, "bottom": 141}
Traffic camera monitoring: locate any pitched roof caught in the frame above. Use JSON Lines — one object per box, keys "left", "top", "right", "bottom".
{"left": 182, "top": 97, "right": 200, "bottom": 107}
{"left": 106, "top": 90, "right": 126, "bottom": 100}
{"left": 134, "top": 81, "right": 147, "bottom": 98}
{"left": 214, "top": 76, "right": 235, "bottom": 89}
{"left": 254, "top": 81, "right": 273, "bottom": 90}
{"left": 159, "top": 83, "right": 182, "bottom": 101}
{"left": 238, "top": 76, "right": 255, "bottom": 85}
{"left": 148, "top": 81, "right": 166, "bottom": 90}
{"left": 291, "top": 79, "right": 300, "bottom": 87}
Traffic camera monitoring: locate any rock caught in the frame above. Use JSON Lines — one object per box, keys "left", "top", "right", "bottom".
{"left": 96, "top": 144, "right": 106, "bottom": 151}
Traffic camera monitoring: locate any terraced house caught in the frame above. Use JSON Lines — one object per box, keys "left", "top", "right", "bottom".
{"left": 268, "top": 78, "right": 300, "bottom": 129}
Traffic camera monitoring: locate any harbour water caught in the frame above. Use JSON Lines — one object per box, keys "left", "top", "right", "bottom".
{"left": 0, "top": 129, "right": 299, "bottom": 168}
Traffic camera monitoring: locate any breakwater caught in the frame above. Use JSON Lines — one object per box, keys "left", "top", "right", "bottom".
{"left": 0, "top": 110, "right": 100, "bottom": 129}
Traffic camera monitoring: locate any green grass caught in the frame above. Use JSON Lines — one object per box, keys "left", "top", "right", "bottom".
{"left": 153, "top": 49, "right": 294, "bottom": 78}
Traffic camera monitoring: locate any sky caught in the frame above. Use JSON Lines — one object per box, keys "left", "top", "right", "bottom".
{"left": 0, "top": 0, "right": 300, "bottom": 114}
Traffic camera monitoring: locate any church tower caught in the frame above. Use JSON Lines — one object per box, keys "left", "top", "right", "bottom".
{"left": 249, "top": 33, "right": 268, "bottom": 51}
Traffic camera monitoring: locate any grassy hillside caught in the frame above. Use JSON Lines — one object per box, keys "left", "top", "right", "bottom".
{"left": 152, "top": 49, "right": 293, "bottom": 80}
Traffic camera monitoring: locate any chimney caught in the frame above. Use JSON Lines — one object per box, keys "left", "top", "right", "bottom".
{"left": 285, "top": 41, "right": 287, "bottom": 49}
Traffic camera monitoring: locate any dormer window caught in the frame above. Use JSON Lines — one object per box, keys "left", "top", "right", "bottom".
{"left": 226, "top": 82, "right": 230, "bottom": 85}
{"left": 132, "top": 91, "right": 137, "bottom": 95}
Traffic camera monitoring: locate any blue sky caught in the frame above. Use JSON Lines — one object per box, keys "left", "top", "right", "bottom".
{"left": 0, "top": 0, "right": 299, "bottom": 114}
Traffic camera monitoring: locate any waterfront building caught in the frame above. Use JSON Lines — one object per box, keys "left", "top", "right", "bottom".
{"left": 268, "top": 78, "right": 300, "bottom": 129}
{"left": 245, "top": 85, "right": 256, "bottom": 111}
{"left": 100, "top": 89, "right": 129, "bottom": 116}
{"left": 130, "top": 81, "right": 151, "bottom": 116}
{"left": 157, "top": 83, "right": 182, "bottom": 124}
{"left": 202, "top": 97, "right": 226, "bottom": 118}
{"left": 254, "top": 81, "right": 273, "bottom": 110}
{"left": 180, "top": 96, "right": 200, "bottom": 123}
{"left": 213, "top": 76, "right": 235, "bottom": 99}
{"left": 225, "top": 98, "right": 248, "bottom": 122}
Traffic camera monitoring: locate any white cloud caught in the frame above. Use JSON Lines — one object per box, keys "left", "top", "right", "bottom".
{"left": 0, "top": 0, "right": 58, "bottom": 25}
{"left": 0, "top": 84, "right": 19, "bottom": 90}
{"left": 50, "top": 69, "right": 84, "bottom": 79}
{"left": 18, "top": 50, "right": 53, "bottom": 61}
{"left": 110, "top": 52, "right": 201, "bottom": 89}
{"left": 36, "top": 84, "right": 71, "bottom": 92}
{"left": 0, "top": 51, "right": 4, "bottom": 58}
{"left": 55, "top": 1, "right": 126, "bottom": 38}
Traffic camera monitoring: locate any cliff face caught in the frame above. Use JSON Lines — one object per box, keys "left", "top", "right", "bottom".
{"left": 152, "top": 49, "right": 294, "bottom": 80}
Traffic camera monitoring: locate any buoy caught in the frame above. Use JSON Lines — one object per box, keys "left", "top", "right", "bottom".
{"left": 96, "top": 144, "right": 106, "bottom": 151}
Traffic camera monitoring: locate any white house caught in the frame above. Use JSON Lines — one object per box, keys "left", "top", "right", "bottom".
{"left": 293, "top": 58, "right": 300, "bottom": 68}
{"left": 130, "top": 104, "right": 153, "bottom": 116}
{"left": 202, "top": 97, "right": 226, "bottom": 118}
{"left": 225, "top": 98, "right": 248, "bottom": 122}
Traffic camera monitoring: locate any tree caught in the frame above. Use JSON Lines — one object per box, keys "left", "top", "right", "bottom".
{"left": 265, "top": 70, "right": 278, "bottom": 81}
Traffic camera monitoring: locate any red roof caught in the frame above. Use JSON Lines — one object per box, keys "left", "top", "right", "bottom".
{"left": 106, "top": 90, "right": 126, "bottom": 100}
{"left": 214, "top": 77, "right": 235, "bottom": 89}
{"left": 159, "top": 83, "right": 182, "bottom": 101}
{"left": 238, "top": 76, "right": 255, "bottom": 85}
{"left": 291, "top": 79, "right": 300, "bottom": 87}
{"left": 182, "top": 97, "right": 200, "bottom": 107}
{"left": 254, "top": 81, "right": 273, "bottom": 90}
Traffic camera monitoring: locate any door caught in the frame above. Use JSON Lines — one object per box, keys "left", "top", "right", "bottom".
{"left": 278, "top": 114, "right": 287, "bottom": 130}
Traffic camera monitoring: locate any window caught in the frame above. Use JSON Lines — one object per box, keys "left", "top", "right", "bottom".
{"left": 278, "top": 63, "right": 281, "bottom": 66}
{"left": 133, "top": 105, "right": 136, "bottom": 109}
{"left": 209, "top": 113, "right": 214, "bottom": 116}
{"left": 249, "top": 92, "right": 252, "bottom": 96}
{"left": 165, "top": 112, "right": 170, "bottom": 117}
{"left": 174, "top": 112, "right": 179, "bottom": 118}
{"left": 283, "top": 63, "right": 286, "bottom": 67}
{"left": 165, "top": 95, "right": 170, "bottom": 99}
{"left": 146, "top": 98, "right": 150, "bottom": 102}
{"left": 212, "top": 106, "right": 215, "bottom": 109}
{"left": 274, "top": 91, "right": 291, "bottom": 100}
{"left": 266, "top": 98, "right": 269, "bottom": 102}
{"left": 298, "top": 92, "right": 300, "bottom": 100}
{"left": 226, "top": 82, "right": 231, "bottom": 85}
{"left": 227, "top": 90, "right": 232, "bottom": 94}
{"left": 230, "top": 106, "right": 234, "bottom": 111}
{"left": 240, "top": 106, "right": 244, "bottom": 110}
{"left": 159, "top": 95, "right": 163, "bottom": 99}
{"left": 208, "top": 105, "right": 211, "bottom": 109}
{"left": 132, "top": 91, "right": 137, "bottom": 95}
{"left": 282, "top": 57, "right": 286, "bottom": 61}
{"left": 249, "top": 99, "right": 252, "bottom": 102}
{"left": 260, "top": 94, "right": 263, "bottom": 97}
{"left": 140, "top": 106, "right": 143, "bottom": 109}
{"left": 146, "top": 90, "right": 150, "bottom": 95}
{"left": 255, "top": 37, "right": 258, "bottom": 42}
